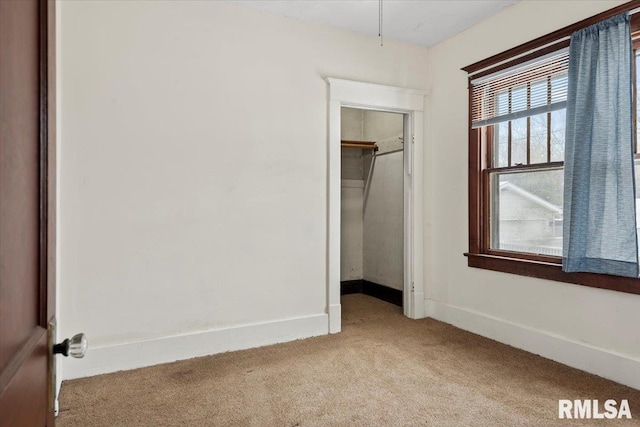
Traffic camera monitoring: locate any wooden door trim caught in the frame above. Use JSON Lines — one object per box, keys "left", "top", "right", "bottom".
{"left": 42, "top": 0, "right": 56, "bottom": 424}
{"left": 38, "top": 0, "right": 51, "bottom": 329}
{"left": 45, "top": 0, "right": 56, "bottom": 324}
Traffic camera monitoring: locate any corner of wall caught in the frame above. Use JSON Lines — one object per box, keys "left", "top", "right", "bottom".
{"left": 62, "top": 313, "right": 329, "bottom": 380}
{"left": 424, "top": 298, "right": 640, "bottom": 391}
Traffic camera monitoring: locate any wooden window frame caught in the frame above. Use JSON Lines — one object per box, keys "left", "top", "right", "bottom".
{"left": 464, "top": 0, "right": 640, "bottom": 296}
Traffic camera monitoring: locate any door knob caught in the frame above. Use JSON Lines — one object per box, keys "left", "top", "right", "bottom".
{"left": 53, "top": 333, "right": 88, "bottom": 358}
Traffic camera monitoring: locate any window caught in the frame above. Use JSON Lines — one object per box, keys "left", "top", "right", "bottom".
{"left": 471, "top": 51, "right": 568, "bottom": 258}
{"left": 464, "top": 3, "right": 640, "bottom": 296}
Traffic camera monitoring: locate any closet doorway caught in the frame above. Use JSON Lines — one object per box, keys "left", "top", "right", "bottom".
{"left": 340, "top": 108, "right": 405, "bottom": 308}
{"left": 326, "top": 78, "right": 426, "bottom": 333}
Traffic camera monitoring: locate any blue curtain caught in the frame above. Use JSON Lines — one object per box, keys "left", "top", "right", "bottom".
{"left": 563, "top": 13, "right": 639, "bottom": 278}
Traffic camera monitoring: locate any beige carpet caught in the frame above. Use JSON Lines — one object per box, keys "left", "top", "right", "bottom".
{"left": 57, "top": 294, "right": 640, "bottom": 426}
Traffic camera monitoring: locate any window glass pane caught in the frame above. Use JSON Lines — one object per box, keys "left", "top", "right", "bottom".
{"left": 490, "top": 168, "right": 563, "bottom": 256}
{"left": 529, "top": 113, "right": 547, "bottom": 164}
{"left": 497, "top": 91, "right": 509, "bottom": 116}
{"left": 511, "top": 117, "right": 527, "bottom": 165}
{"left": 530, "top": 79, "right": 547, "bottom": 109}
{"left": 635, "top": 160, "right": 640, "bottom": 242}
{"left": 511, "top": 85, "right": 527, "bottom": 113}
{"left": 551, "top": 74, "right": 567, "bottom": 103}
{"left": 636, "top": 52, "right": 640, "bottom": 151}
{"left": 494, "top": 122, "right": 509, "bottom": 167}
{"left": 550, "top": 109, "right": 566, "bottom": 162}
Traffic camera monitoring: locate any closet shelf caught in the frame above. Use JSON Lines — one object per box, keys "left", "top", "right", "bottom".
{"left": 341, "top": 140, "right": 378, "bottom": 152}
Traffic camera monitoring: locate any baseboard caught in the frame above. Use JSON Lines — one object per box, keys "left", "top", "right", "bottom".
{"left": 340, "top": 280, "right": 403, "bottom": 307}
{"left": 62, "top": 313, "right": 328, "bottom": 380}
{"left": 362, "top": 280, "right": 403, "bottom": 306}
{"left": 340, "top": 279, "right": 363, "bottom": 295}
{"left": 425, "top": 299, "right": 640, "bottom": 390}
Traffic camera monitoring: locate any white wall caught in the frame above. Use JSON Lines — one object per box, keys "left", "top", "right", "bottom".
{"left": 341, "top": 107, "right": 364, "bottom": 142}
{"left": 363, "top": 151, "right": 404, "bottom": 290}
{"left": 425, "top": 0, "right": 640, "bottom": 389}
{"left": 340, "top": 108, "right": 364, "bottom": 281}
{"left": 362, "top": 111, "right": 404, "bottom": 290}
{"left": 363, "top": 110, "right": 404, "bottom": 153}
{"left": 58, "top": 0, "right": 429, "bottom": 378}
{"left": 341, "top": 182, "right": 364, "bottom": 281}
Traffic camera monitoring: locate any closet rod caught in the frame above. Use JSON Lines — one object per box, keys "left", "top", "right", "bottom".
{"left": 341, "top": 140, "right": 378, "bottom": 152}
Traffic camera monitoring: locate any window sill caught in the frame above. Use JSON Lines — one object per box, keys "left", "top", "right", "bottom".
{"left": 464, "top": 252, "right": 640, "bottom": 296}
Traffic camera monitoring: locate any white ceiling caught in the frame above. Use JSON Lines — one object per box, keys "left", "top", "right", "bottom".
{"left": 230, "top": 0, "right": 519, "bottom": 47}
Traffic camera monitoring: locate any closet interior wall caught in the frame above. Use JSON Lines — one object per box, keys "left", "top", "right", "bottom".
{"left": 340, "top": 108, "right": 404, "bottom": 291}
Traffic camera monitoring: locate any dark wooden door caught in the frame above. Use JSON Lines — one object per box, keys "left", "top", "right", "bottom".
{"left": 0, "top": 0, "right": 56, "bottom": 426}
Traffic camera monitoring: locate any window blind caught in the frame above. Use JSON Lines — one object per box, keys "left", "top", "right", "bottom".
{"left": 470, "top": 49, "right": 569, "bottom": 129}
